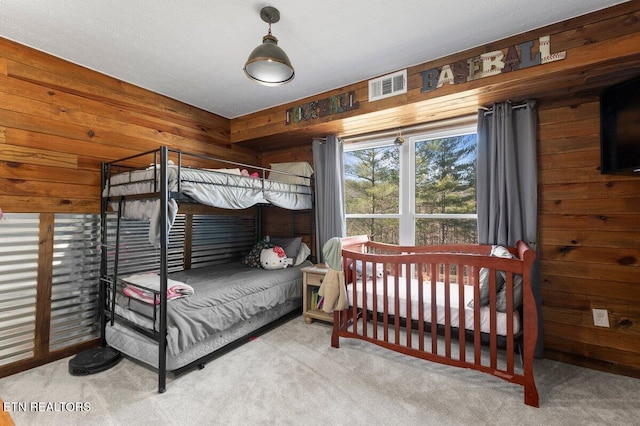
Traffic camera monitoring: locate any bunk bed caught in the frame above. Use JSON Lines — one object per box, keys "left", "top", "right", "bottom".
{"left": 100, "top": 146, "right": 314, "bottom": 393}
{"left": 331, "top": 236, "right": 539, "bottom": 407}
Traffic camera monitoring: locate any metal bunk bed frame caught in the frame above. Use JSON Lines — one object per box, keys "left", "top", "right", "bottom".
{"left": 99, "top": 146, "right": 313, "bottom": 393}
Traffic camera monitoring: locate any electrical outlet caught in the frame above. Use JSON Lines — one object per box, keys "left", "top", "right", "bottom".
{"left": 592, "top": 308, "right": 610, "bottom": 328}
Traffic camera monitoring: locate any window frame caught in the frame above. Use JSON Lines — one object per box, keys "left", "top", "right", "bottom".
{"left": 344, "top": 119, "right": 478, "bottom": 246}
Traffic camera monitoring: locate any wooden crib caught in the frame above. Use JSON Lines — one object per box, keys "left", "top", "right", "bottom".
{"left": 331, "top": 235, "right": 539, "bottom": 407}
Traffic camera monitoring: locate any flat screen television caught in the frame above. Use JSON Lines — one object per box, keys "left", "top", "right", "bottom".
{"left": 600, "top": 76, "right": 640, "bottom": 175}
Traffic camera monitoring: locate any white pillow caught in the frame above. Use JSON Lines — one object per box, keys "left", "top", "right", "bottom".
{"left": 294, "top": 243, "right": 311, "bottom": 266}
{"left": 146, "top": 160, "right": 176, "bottom": 170}
{"left": 210, "top": 168, "right": 242, "bottom": 175}
{"left": 268, "top": 162, "right": 313, "bottom": 186}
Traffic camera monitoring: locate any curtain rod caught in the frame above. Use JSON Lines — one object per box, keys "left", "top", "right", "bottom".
{"left": 482, "top": 101, "right": 529, "bottom": 116}
{"left": 312, "top": 137, "right": 327, "bottom": 145}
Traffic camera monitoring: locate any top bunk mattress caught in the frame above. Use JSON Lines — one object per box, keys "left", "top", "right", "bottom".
{"left": 105, "top": 166, "right": 313, "bottom": 210}
{"left": 103, "top": 164, "right": 313, "bottom": 245}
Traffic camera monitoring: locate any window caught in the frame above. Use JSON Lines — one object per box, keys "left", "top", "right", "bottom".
{"left": 344, "top": 119, "right": 477, "bottom": 246}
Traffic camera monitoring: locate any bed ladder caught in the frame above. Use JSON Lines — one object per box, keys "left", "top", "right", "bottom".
{"left": 99, "top": 196, "right": 125, "bottom": 345}
{"left": 100, "top": 148, "right": 171, "bottom": 394}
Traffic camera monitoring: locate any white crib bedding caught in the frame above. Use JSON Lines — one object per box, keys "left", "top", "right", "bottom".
{"left": 347, "top": 276, "right": 521, "bottom": 336}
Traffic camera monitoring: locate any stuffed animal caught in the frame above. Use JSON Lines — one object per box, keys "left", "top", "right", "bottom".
{"left": 260, "top": 246, "right": 292, "bottom": 270}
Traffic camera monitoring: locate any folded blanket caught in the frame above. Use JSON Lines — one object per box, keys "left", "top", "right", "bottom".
{"left": 322, "top": 237, "right": 342, "bottom": 270}
{"left": 122, "top": 273, "right": 194, "bottom": 305}
{"left": 318, "top": 269, "right": 347, "bottom": 313}
{"left": 318, "top": 238, "right": 348, "bottom": 312}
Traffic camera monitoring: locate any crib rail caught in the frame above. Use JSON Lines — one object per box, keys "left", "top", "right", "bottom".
{"left": 332, "top": 237, "right": 539, "bottom": 407}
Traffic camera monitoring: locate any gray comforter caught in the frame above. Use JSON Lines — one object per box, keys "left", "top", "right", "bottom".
{"left": 115, "top": 262, "right": 307, "bottom": 355}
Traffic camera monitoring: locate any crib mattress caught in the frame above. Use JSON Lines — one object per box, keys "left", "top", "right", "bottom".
{"left": 347, "top": 276, "right": 520, "bottom": 336}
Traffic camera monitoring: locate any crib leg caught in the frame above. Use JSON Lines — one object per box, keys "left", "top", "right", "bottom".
{"left": 331, "top": 310, "right": 341, "bottom": 348}
{"left": 524, "top": 383, "right": 539, "bottom": 407}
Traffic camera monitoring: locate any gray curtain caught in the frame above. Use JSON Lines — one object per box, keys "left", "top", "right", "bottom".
{"left": 313, "top": 135, "right": 346, "bottom": 263}
{"left": 476, "top": 100, "right": 543, "bottom": 357}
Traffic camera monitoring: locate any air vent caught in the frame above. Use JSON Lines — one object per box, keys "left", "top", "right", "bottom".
{"left": 368, "top": 70, "right": 407, "bottom": 101}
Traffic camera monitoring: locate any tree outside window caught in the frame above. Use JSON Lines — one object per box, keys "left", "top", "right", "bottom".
{"left": 414, "top": 134, "right": 477, "bottom": 245}
{"left": 345, "top": 145, "right": 400, "bottom": 244}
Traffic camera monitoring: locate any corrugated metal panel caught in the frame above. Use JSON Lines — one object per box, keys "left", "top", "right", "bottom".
{"left": 49, "top": 214, "right": 102, "bottom": 351}
{"left": 104, "top": 214, "right": 186, "bottom": 276}
{"left": 190, "top": 215, "right": 256, "bottom": 268}
{"left": 103, "top": 214, "right": 257, "bottom": 274}
{"left": 0, "top": 214, "right": 39, "bottom": 367}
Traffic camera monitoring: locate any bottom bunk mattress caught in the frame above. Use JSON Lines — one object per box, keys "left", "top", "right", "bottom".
{"left": 347, "top": 276, "right": 520, "bottom": 336}
{"left": 106, "top": 261, "right": 310, "bottom": 370}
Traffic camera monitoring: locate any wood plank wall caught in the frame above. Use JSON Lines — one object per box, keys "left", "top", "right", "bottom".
{"left": 0, "top": 37, "right": 256, "bottom": 214}
{"left": 538, "top": 97, "right": 640, "bottom": 378}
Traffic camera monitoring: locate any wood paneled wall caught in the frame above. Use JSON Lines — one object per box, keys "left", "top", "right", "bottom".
{"left": 0, "top": 37, "right": 257, "bottom": 214}
{"left": 538, "top": 97, "right": 640, "bottom": 377}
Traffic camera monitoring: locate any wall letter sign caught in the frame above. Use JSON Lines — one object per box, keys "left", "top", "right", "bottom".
{"left": 420, "top": 35, "right": 566, "bottom": 93}
{"left": 285, "top": 91, "right": 359, "bottom": 125}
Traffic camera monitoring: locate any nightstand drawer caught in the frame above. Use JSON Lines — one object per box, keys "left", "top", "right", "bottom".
{"left": 306, "top": 273, "right": 324, "bottom": 286}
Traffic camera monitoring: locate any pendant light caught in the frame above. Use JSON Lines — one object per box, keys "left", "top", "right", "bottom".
{"left": 243, "top": 6, "right": 295, "bottom": 86}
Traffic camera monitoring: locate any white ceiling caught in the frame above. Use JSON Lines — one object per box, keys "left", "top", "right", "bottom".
{"left": 0, "top": 0, "right": 628, "bottom": 119}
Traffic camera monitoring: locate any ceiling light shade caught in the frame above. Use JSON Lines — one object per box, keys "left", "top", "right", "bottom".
{"left": 243, "top": 6, "right": 294, "bottom": 86}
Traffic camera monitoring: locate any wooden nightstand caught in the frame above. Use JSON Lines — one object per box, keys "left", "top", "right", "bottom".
{"left": 301, "top": 264, "right": 333, "bottom": 324}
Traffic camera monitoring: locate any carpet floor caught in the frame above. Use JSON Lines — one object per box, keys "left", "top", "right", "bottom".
{"left": 1, "top": 316, "right": 639, "bottom": 425}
